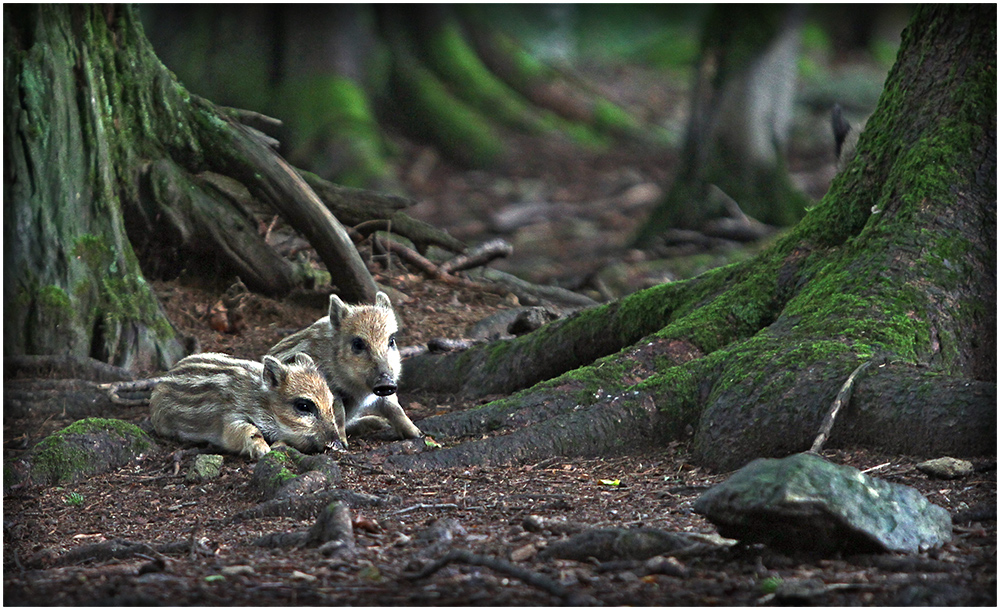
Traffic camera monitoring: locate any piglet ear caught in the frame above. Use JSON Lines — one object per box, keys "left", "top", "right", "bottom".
{"left": 262, "top": 355, "right": 287, "bottom": 389}
{"left": 375, "top": 291, "right": 392, "bottom": 310}
{"left": 293, "top": 353, "right": 315, "bottom": 369}
{"left": 328, "top": 294, "right": 349, "bottom": 330}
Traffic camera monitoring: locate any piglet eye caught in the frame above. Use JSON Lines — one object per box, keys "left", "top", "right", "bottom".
{"left": 388, "top": 335, "right": 397, "bottom": 349}
{"left": 293, "top": 398, "right": 317, "bottom": 416}
{"left": 351, "top": 337, "right": 366, "bottom": 353}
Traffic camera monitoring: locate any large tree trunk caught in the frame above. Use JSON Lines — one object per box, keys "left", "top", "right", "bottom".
{"left": 398, "top": 4, "right": 996, "bottom": 472}
{"left": 4, "top": 5, "right": 382, "bottom": 371}
{"left": 5, "top": 5, "right": 187, "bottom": 370}
{"left": 634, "top": 5, "right": 809, "bottom": 244}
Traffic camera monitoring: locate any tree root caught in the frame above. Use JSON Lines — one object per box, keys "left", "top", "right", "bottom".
{"left": 195, "top": 113, "right": 377, "bottom": 303}
{"left": 405, "top": 549, "right": 593, "bottom": 605}
{"left": 4, "top": 355, "right": 135, "bottom": 383}
{"left": 232, "top": 489, "right": 390, "bottom": 522}
{"left": 27, "top": 538, "right": 205, "bottom": 569}
{"left": 303, "top": 172, "right": 466, "bottom": 254}
{"left": 252, "top": 501, "right": 356, "bottom": 556}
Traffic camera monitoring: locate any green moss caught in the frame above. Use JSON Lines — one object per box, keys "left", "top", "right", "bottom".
{"left": 37, "top": 285, "right": 72, "bottom": 316}
{"left": 73, "top": 234, "right": 114, "bottom": 271}
{"left": 592, "top": 99, "right": 639, "bottom": 135}
{"left": 30, "top": 418, "right": 153, "bottom": 486}
{"left": 253, "top": 447, "right": 304, "bottom": 494}
{"left": 275, "top": 76, "right": 390, "bottom": 187}
{"left": 393, "top": 52, "right": 504, "bottom": 168}
{"left": 423, "top": 18, "right": 549, "bottom": 135}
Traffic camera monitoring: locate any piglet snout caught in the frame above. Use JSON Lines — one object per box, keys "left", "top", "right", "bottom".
{"left": 372, "top": 375, "right": 397, "bottom": 397}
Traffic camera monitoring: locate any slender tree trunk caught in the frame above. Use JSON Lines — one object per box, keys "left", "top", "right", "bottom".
{"left": 399, "top": 4, "right": 996, "bottom": 472}
{"left": 634, "top": 5, "right": 809, "bottom": 244}
{"left": 273, "top": 5, "right": 391, "bottom": 188}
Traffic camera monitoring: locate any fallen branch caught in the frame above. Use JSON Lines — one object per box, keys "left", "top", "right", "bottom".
{"left": 196, "top": 105, "right": 377, "bottom": 303}
{"left": 404, "top": 549, "right": 591, "bottom": 605}
{"left": 392, "top": 503, "right": 460, "bottom": 515}
{"left": 28, "top": 538, "right": 199, "bottom": 569}
{"left": 438, "top": 238, "right": 513, "bottom": 275}
{"left": 374, "top": 235, "right": 442, "bottom": 278}
{"left": 302, "top": 171, "right": 466, "bottom": 254}
{"left": 232, "top": 489, "right": 389, "bottom": 522}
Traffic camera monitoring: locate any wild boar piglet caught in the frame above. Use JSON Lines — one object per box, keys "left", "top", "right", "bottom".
{"left": 150, "top": 352, "right": 340, "bottom": 459}
{"left": 269, "top": 291, "right": 422, "bottom": 445}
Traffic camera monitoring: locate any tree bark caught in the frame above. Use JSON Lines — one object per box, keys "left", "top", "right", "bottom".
{"left": 399, "top": 4, "right": 996, "bottom": 472}
{"left": 5, "top": 5, "right": 187, "bottom": 370}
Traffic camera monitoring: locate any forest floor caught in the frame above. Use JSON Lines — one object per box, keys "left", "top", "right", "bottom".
{"left": 4, "top": 63, "right": 996, "bottom": 605}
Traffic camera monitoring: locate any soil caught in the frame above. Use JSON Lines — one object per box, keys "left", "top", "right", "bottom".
{"left": 4, "top": 63, "right": 996, "bottom": 606}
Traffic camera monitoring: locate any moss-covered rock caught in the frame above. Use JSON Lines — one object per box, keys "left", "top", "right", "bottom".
{"left": 694, "top": 452, "right": 953, "bottom": 554}
{"left": 4, "top": 418, "right": 156, "bottom": 491}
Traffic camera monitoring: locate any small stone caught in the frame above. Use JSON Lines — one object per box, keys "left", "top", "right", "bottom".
{"left": 644, "top": 555, "right": 688, "bottom": 578}
{"left": 415, "top": 518, "right": 466, "bottom": 544}
{"left": 393, "top": 533, "right": 411, "bottom": 547}
{"left": 916, "top": 457, "right": 973, "bottom": 479}
{"left": 510, "top": 543, "right": 537, "bottom": 562}
{"left": 186, "top": 454, "right": 224, "bottom": 482}
{"left": 289, "top": 570, "right": 316, "bottom": 582}
{"left": 220, "top": 565, "right": 255, "bottom": 577}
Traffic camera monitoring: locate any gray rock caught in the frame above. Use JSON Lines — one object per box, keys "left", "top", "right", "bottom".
{"left": 186, "top": 454, "right": 223, "bottom": 482}
{"left": 916, "top": 457, "right": 973, "bottom": 479}
{"left": 693, "top": 452, "right": 951, "bottom": 554}
{"left": 415, "top": 518, "right": 467, "bottom": 544}
{"left": 507, "top": 307, "right": 559, "bottom": 336}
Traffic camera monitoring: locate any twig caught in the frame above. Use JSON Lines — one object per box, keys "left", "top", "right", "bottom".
{"left": 404, "top": 549, "right": 586, "bottom": 604}
{"left": 374, "top": 235, "right": 441, "bottom": 278}
{"left": 352, "top": 219, "right": 393, "bottom": 238}
{"left": 189, "top": 524, "right": 201, "bottom": 562}
{"left": 220, "top": 106, "right": 284, "bottom": 129}
{"left": 810, "top": 355, "right": 886, "bottom": 453}
{"left": 860, "top": 461, "right": 891, "bottom": 474}
{"left": 438, "top": 238, "right": 512, "bottom": 275}
{"left": 392, "top": 503, "right": 459, "bottom": 515}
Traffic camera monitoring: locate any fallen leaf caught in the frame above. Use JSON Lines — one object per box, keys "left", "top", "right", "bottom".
{"left": 599, "top": 479, "right": 621, "bottom": 487}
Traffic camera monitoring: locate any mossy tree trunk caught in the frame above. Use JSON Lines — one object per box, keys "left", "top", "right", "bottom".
{"left": 141, "top": 5, "right": 662, "bottom": 178}
{"left": 634, "top": 5, "right": 810, "bottom": 244}
{"left": 399, "top": 4, "right": 996, "bottom": 472}
{"left": 4, "top": 4, "right": 380, "bottom": 371}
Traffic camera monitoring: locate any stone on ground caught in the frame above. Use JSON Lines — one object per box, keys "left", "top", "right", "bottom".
{"left": 693, "top": 452, "right": 952, "bottom": 554}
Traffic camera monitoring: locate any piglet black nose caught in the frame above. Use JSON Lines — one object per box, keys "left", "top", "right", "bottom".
{"left": 373, "top": 376, "right": 397, "bottom": 397}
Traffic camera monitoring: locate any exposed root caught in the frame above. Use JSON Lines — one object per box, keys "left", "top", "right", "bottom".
{"left": 405, "top": 549, "right": 594, "bottom": 605}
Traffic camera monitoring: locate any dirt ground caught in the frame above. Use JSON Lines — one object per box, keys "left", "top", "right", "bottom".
{"left": 4, "top": 63, "right": 997, "bottom": 605}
